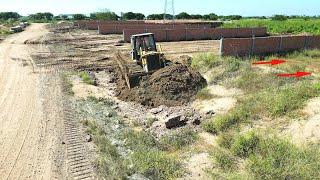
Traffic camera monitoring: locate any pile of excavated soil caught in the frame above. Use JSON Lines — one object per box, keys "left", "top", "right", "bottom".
{"left": 116, "top": 64, "right": 207, "bottom": 107}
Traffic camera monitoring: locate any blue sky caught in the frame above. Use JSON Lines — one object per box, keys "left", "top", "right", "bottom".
{"left": 0, "top": 0, "right": 319, "bottom": 16}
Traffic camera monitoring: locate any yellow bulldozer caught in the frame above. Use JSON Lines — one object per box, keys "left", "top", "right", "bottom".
{"left": 115, "top": 33, "right": 168, "bottom": 88}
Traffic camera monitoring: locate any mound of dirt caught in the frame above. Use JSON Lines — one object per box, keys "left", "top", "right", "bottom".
{"left": 116, "top": 64, "right": 207, "bottom": 107}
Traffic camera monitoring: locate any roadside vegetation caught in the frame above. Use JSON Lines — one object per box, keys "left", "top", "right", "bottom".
{"left": 75, "top": 96, "right": 193, "bottom": 179}
{"left": 193, "top": 49, "right": 320, "bottom": 179}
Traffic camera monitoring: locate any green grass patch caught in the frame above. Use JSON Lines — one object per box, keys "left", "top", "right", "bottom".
{"left": 121, "top": 129, "right": 184, "bottom": 179}
{"left": 79, "top": 71, "right": 95, "bottom": 85}
{"left": 212, "top": 148, "right": 236, "bottom": 171}
{"left": 83, "top": 120, "right": 127, "bottom": 179}
{"left": 191, "top": 53, "right": 222, "bottom": 71}
{"left": 129, "top": 150, "right": 183, "bottom": 180}
{"left": 160, "top": 128, "right": 199, "bottom": 151}
{"left": 231, "top": 131, "right": 260, "bottom": 158}
{"left": 202, "top": 106, "right": 249, "bottom": 134}
{"left": 248, "top": 137, "right": 320, "bottom": 179}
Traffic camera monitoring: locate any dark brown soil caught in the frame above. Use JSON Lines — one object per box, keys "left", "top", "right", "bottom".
{"left": 116, "top": 64, "right": 207, "bottom": 108}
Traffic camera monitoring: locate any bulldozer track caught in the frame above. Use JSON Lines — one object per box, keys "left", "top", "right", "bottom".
{"left": 63, "top": 102, "right": 95, "bottom": 180}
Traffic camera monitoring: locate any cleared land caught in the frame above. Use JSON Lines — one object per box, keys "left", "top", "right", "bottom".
{"left": 0, "top": 22, "right": 319, "bottom": 179}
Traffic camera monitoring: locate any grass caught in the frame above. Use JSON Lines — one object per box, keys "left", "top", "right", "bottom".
{"left": 202, "top": 105, "right": 249, "bottom": 134}
{"left": 191, "top": 53, "right": 222, "bottom": 72}
{"left": 82, "top": 120, "right": 127, "bottom": 179}
{"left": 212, "top": 130, "right": 320, "bottom": 179}
{"left": 121, "top": 129, "right": 184, "bottom": 179}
{"left": 223, "top": 19, "right": 320, "bottom": 35}
{"left": 129, "top": 150, "right": 183, "bottom": 180}
{"left": 194, "top": 49, "right": 320, "bottom": 179}
{"left": 79, "top": 71, "right": 95, "bottom": 85}
{"left": 212, "top": 148, "right": 236, "bottom": 171}
{"left": 248, "top": 135, "right": 320, "bottom": 179}
{"left": 160, "top": 128, "right": 199, "bottom": 151}
{"left": 60, "top": 73, "right": 74, "bottom": 96}
{"left": 196, "top": 87, "right": 214, "bottom": 100}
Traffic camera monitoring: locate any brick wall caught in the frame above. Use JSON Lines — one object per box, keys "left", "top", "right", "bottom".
{"left": 221, "top": 35, "right": 320, "bottom": 57}
{"left": 123, "top": 27, "right": 267, "bottom": 42}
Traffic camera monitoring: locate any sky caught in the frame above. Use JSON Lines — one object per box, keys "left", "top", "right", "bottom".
{"left": 0, "top": 0, "right": 319, "bottom": 16}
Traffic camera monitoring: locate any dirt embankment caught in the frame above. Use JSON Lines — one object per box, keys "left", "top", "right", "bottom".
{"left": 116, "top": 64, "right": 207, "bottom": 107}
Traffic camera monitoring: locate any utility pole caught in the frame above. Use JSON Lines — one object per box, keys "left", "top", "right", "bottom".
{"left": 164, "top": 0, "right": 175, "bottom": 22}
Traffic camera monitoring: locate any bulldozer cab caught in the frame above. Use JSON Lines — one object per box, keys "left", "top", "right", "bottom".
{"left": 131, "top": 33, "right": 157, "bottom": 61}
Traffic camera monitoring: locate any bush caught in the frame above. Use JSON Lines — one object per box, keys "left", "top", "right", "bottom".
{"left": 73, "top": 14, "right": 86, "bottom": 20}
{"left": 79, "top": 71, "right": 95, "bottom": 85}
{"left": 160, "top": 128, "right": 199, "bottom": 151}
{"left": 231, "top": 131, "right": 259, "bottom": 158}
{"left": 271, "top": 15, "right": 288, "bottom": 21}
{"left": 129, "top": 150, "right": 183, "bottom": 179}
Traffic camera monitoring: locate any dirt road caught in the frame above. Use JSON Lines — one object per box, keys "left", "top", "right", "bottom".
{"left": 0, "top": 24, "right": 66, "bottom": 179}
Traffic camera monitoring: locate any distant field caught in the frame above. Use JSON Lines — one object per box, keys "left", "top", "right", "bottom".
{"left": 223, "top": 19, "right": 320, "bottom": 35}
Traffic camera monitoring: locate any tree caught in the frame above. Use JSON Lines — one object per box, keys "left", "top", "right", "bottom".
{"left": 175, "top": 12, "right": 191, "bottom": 19}
{"left": 134, "top": 13, "right": 145, "bottom": 20}
{"left": 29, "top": 12, "right": 54, "bottom": 20}
{"left": 91, "top": 12, "right": 119, "bottom": 20}
{"left": 123, "top": 12, "right": 145, "bottom": 20}
{"left": 73, "top": 14, "right": 86, "bottom": 20}
{"left": 0, "top": 12, "right": 21, "bottom": 20}
{"left": 147, "top": 13, "right": 173, "bottom": 20}
{"left": 190, "top": 14, "right": 203, "bottom": 19}
{"left": 271, "top": 15, "right": 288, "bottom": 21}
{"left": 203, "top": 13, "right": 218, "bottom": 20}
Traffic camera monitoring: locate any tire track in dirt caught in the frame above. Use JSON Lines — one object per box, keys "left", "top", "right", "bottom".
{"left": 0, "top": 24, "right": 68, "bottom": 179}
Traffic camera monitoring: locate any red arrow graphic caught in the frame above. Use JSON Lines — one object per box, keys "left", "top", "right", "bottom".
{"left": 277, "top": 71, "right": 312, "bottom": 78}
{"left": 252, "top": 59, "right": 287, "bottom": 66}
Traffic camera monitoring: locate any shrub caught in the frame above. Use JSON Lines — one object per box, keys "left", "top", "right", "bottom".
{"left": 160, "top": 128, "right": 199, "bottom": 151}
{"left": 129, "top": 150, "right": 183, "bottom": 179}
{"left": 79, "top": 71, "right": 95, "bottom": 85}
{"left": 231, "top": 131, "right": 259, "bottom": 158}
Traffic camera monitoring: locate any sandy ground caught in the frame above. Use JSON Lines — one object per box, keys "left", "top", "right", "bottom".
{"left": 286, "top": 97, "right": 320, "bottom": 144}
{"left": 0, "top": 24, "right": 67, "bottom": 179}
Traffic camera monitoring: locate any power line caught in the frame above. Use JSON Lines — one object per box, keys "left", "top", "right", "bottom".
{"left": 164, "top": 0, "right": 175, "bottom": 21}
